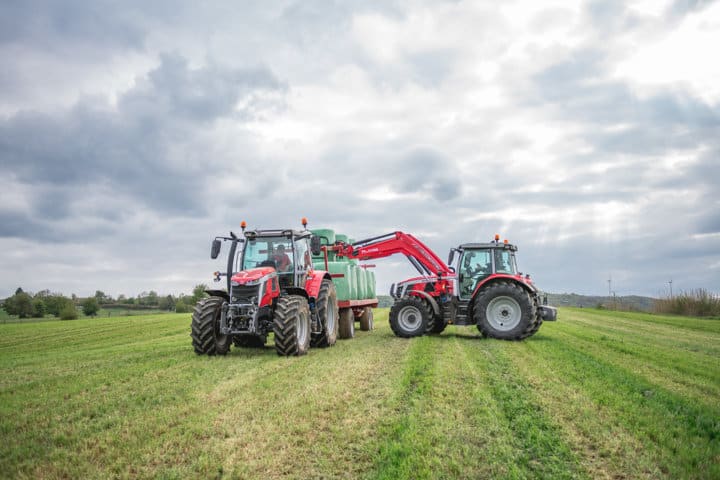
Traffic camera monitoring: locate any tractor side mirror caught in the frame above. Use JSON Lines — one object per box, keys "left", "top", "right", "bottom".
{"left": 211, "top": 239, "right": 222, "bottom": 259}
{"left": 447, "top": 249, "right": 456, "bottom": 266}
{"left": 310, "top": 235, "right": 322, "bottom": 256}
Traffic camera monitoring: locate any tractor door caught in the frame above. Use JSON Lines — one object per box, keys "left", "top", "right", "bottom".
{"left": 293, "top": 237, "right": 313, "bottom": 288}
{"left": 458, "top": 249, "right": 492, "bottom": 300}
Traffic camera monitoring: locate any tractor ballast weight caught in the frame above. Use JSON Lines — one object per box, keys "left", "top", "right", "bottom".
{"left": 332, "top": 232, "right": 557, "bottom": 340}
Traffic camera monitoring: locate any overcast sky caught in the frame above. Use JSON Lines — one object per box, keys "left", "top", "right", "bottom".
{"left": 2, "top": 0, "right": 719, "bottom": 299}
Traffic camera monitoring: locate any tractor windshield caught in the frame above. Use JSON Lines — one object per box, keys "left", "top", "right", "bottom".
{"left": 241, "top": 236, "right": 294, "bottom": 273}
{"left": 493, "top": 249, "right": 517, "bottom": 275}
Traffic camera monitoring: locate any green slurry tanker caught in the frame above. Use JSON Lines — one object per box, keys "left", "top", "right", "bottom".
{"left": 311, "top": 228, "right": 378, "bottom": 339}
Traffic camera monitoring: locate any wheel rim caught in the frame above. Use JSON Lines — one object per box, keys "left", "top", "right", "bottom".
{"left": 486, "top": 296, "right": 522, "bottom": 331}
{"left": 398, "top": 305, "right": 422, "bottom": 331}
{"left": 297, "top": 309, "right": 309, "bottom": 345}
{"left": 327, "top": 298, "right": 337, "bottom": 333}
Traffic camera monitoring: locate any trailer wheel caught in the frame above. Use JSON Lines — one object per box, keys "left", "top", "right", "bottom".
{"left": 338, "top": 308, "right": 355, "bottom": 339}
{"left": 273, "top": 295, "right": 311, "bottom": 356}
{"left": 389, "top": 297, "right": 429, "bottom": 338}
{"left": 474, "top": 281, "right": 536, "bottom": 340}
{"left": 191, "top": 296, "right": 231, "bottom": 355}
{"left": 359, "top": 307, "right": 374, "bottom": 331}
{"left": 233, "top": 335, "right": 266, "bottom": 348}
{"left": 311, "top": 279, "right": 339, "bottom": 348}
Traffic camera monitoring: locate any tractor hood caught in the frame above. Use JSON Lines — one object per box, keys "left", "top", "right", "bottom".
{"left": 231, "top": 267, "right": 276, "bottom": 285}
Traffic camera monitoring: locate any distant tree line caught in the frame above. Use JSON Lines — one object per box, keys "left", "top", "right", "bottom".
{"left": 1, "top": 285, "right": 210, "bottom": 320}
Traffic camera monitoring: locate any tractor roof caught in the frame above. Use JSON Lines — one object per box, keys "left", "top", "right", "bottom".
{"left": 244, "top": 229, "right": 312, "bottom": 239}
{"left": 458, "top": 242, "right": 518, "bottom": 252}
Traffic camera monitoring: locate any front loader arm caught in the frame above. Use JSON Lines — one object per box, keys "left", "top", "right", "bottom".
{"left": 334, "top": 231, "right": 453, "bottom": 277}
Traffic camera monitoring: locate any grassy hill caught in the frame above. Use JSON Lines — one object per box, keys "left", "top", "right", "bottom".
{"left": 1, "top": 309, "right": 718, "bottom": 479}
{"left": 547, "top": 293, "right": 656, "bottom": 311}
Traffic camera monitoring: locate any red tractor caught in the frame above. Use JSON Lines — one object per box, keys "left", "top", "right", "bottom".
{"left": 333, "top": 232, "right": 556, "bottom": 340}
{"left": 191, "top": 220, "right": 339, "bottom": 356}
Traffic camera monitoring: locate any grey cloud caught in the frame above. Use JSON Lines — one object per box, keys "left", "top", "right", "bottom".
{"left": 0, "top": 0, "right": 146, "bottom": 52}
{"left": 393, "top": 147, "right": 462, "bottom": 201}
{"left": 0, "top": 53, "right": 284, "bottom": 235}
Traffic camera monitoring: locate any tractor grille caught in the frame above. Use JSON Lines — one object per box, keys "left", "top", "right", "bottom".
{"left": 231, "top": 284, "right": 260, "bottom": 304}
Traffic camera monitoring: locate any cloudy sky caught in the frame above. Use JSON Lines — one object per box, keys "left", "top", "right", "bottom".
{"left": 2, "top": 0, "right": 719, "bottom": 300}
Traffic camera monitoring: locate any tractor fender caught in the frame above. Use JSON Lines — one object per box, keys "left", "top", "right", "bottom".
{"left": 283, "top": 287, "right": 309, "bottom": 300}
{"left": 406, "top": 290, "right": 441, "bottom": 317}
{"left": 472, "top": 275, "right": 537, "bottom": 299}
{"left": 305, "top": 272, "right": 333, "bottom": 299}
{"left": 204, "top": 289, "right": 229, "bottom": 301}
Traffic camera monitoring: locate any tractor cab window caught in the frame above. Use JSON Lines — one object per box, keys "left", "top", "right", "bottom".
{"left": 494, "top": 249, "right": 517, "bottom": 275}
{"left": 241, "top": 237, "right": 293, "bottom": 274}
{"left": 460, "top": 249, "right": 492, "bottom": 298}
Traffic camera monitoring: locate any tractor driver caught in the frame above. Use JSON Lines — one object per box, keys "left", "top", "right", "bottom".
{"left": 272, "top": 244, "right": 292, "bottom": 272}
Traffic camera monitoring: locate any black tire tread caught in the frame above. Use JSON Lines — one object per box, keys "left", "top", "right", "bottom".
{"left": 273, "top": 295, "right": 310, "bottom": 356}
{"left": 474, "top": 281, "right": 537, "bottom": 340}
{"left": 389, "top": 297, "right": 430, "bottom": 338}
{"left": 359, "top": 307, "right": 374, "bottom": 331}
{"left": 311, "top": 280, "right": 339, "bottom": 348}
{"left": 190, "top": 296, "right": 230, "bottom": 355}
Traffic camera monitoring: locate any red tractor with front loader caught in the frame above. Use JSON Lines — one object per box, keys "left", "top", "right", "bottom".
{"left": 191, "top": 220, "right": 339, "bottom": 356}
{"left": 332, "top": 232, "right": 557, "bottom": 340}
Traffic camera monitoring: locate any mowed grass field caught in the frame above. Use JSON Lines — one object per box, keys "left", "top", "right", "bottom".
{"left": 1, "top": 308, "right": 718, "bottom": 479}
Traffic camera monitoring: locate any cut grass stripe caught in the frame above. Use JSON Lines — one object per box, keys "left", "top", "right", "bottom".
{"left": 514, "top": 332, "right": 720, "bottom": 479}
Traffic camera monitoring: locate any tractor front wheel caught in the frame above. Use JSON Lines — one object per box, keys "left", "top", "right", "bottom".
{"left": 311, "top": 279, "right": 339, "bottom": 348}
{"left": 389, "top": 297, "right": 430, "bottom": 338}
{"left": 191, "top": 296, "right": 231, "bottom": 355}
{"left": 273, "top": 295, "right": 311, "bottom": 356}
{"left": 474, "top": 281, "right": 536, "bottom": 340}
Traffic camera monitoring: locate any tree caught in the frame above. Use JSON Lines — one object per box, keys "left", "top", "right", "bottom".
{"left": 175, "top": 300, "right": 190, "bottom": 313}
{"left": 32, "top": 298, "right": 46, "bottom": 318}
{"left": 60, "top": 304, "right": 78, "bottom": 320}
{"left": 192, "top": 284, "right": 209, "bottom": 303}
{"left": 82, "top": 298, "right": 100, "bottom": 317}
{"left": 158, "top": 295, "right": 175, "bottom": 311}
{"left": 15, "top": 287, "right": 24, "bottom": 295}
{"left": 5, "top": 292, "right": 35, "bottom": 318}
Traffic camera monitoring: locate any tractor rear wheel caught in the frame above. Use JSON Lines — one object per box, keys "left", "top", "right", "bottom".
{"left": 311, "top": 279, "right": 339, "bottom": 348}
{"left": 359, "top": 307, "right": 374, "bottom": 331}
{"left": 191, "top": 296, "right": 231, "bottom": 355}
{"left": 474, "top": 281, "right": 536, "bottom": 340}
{"left": 389, "top": 297, "right": 430, "bottom": 338}
{"left": 234, "top": 335, "right": 266, "bottom": 348}
{"left": 338, "top": 308, "right": 355, "bottom": 339}
{"left": 273, "top": 295, "right": 311, "bottom": 356}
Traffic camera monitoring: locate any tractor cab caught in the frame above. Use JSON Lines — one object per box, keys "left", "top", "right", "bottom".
{"left": 449, "top": 239, "right": 520, "bottom": 300}
{"left": 239, "top": 230, "right": 314, "bottom": 289}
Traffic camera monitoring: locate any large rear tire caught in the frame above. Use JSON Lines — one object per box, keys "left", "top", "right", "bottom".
{"left": 389, "top": 297, "right": 430, "bottom": 338}
{"left": 359, "top": 307, "right": 374, "bottom": 331}
{"left": 191, "top": 296, "right": 231, "bottom": 355}
{"left": 474, "top": 281, "right": 536, "bottom": 340}
{"left": 273, "top": 295, "right": 311, "bottom": 356}
{"left": 311, "top": 279, "right": 339, "bottom": 348}
{"left": 338, "top": 308, "right": 355, "bottom": 339}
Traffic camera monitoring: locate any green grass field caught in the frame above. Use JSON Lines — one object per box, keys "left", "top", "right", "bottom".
{"left": 1, "top": 308, "right": 718, "bottom": 479}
